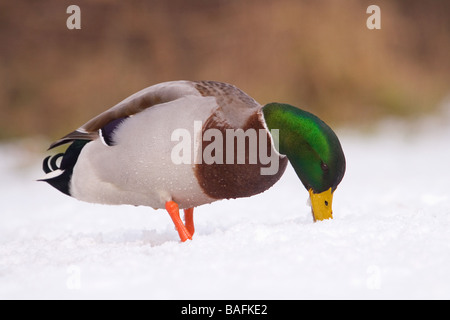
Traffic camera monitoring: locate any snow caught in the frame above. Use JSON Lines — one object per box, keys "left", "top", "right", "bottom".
{"left": 1, "top": 111, "right": 450, "bottom": 299}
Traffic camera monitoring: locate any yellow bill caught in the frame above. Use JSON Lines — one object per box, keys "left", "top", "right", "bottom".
{"left": 309, "top": 188, "right": 333, "bottom": 221}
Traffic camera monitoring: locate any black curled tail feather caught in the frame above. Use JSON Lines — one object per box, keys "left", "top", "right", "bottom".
{"left": 43, "top": 153, "right": 64, "bottom": 174}
{"left": 39, "top": 140, "right": 90, "bottom": 196}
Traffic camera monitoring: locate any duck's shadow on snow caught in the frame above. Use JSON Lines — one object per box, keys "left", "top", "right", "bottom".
{"left": 70, "top": 217, "right": 311, "bottom": 248}
{"left": 91, "top": 224, "right": 229, "bottom": 247}
{"left": 81, "top": 228, "right": 179, "bottom": 247}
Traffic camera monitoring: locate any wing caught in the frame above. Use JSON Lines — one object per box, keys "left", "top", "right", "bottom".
{"left": 194, "top": 80, "right": 261, "bottom": 128}
{"left": 48, "top": 80, "right": 202, "bottom": 149}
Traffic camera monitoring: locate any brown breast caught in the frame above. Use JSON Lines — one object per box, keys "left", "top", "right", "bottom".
{"left": 195, "top": 112, "right": 288, "bottom": 200}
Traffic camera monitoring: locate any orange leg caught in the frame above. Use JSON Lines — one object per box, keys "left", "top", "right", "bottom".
{"left": 165, "top": 201, "right": 192, "bottom": 242}
{"left": 184, "top": 208, "right": 195, "bottom": 236}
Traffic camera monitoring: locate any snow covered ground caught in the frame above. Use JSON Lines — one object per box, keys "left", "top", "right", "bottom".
{"left": 1, "top": 108, "right": 450, "bottom": 299}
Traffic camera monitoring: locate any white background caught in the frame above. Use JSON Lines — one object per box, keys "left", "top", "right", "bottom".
{"left": 1, "top": 104, "right": 450, "bottom": 299}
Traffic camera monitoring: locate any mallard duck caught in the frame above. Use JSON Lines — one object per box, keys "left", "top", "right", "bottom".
{"left": 41, "top": 80, "right": 345, "bottom": 242}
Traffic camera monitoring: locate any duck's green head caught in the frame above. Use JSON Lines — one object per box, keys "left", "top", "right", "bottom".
{"left": 262, "top": 103, "right": 346, "bottom": 221}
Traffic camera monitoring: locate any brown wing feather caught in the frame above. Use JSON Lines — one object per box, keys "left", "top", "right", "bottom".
{"left": 48, "top": 81, "right": 201, "bottom": 149}
{"left": 48, "top": 80, "right": 262, "bottom": 150}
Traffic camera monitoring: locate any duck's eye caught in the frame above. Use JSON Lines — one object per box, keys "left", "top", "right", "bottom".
{"left": 321, "top": 162, "right": 329, "bottom": 172}
{"left": 324, "top": 200, "right": 329, "bottom": 206}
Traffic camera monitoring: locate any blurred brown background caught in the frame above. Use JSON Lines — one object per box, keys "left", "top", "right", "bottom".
{"left": 1, "top": 0, "right": 449, "bottom": 140}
